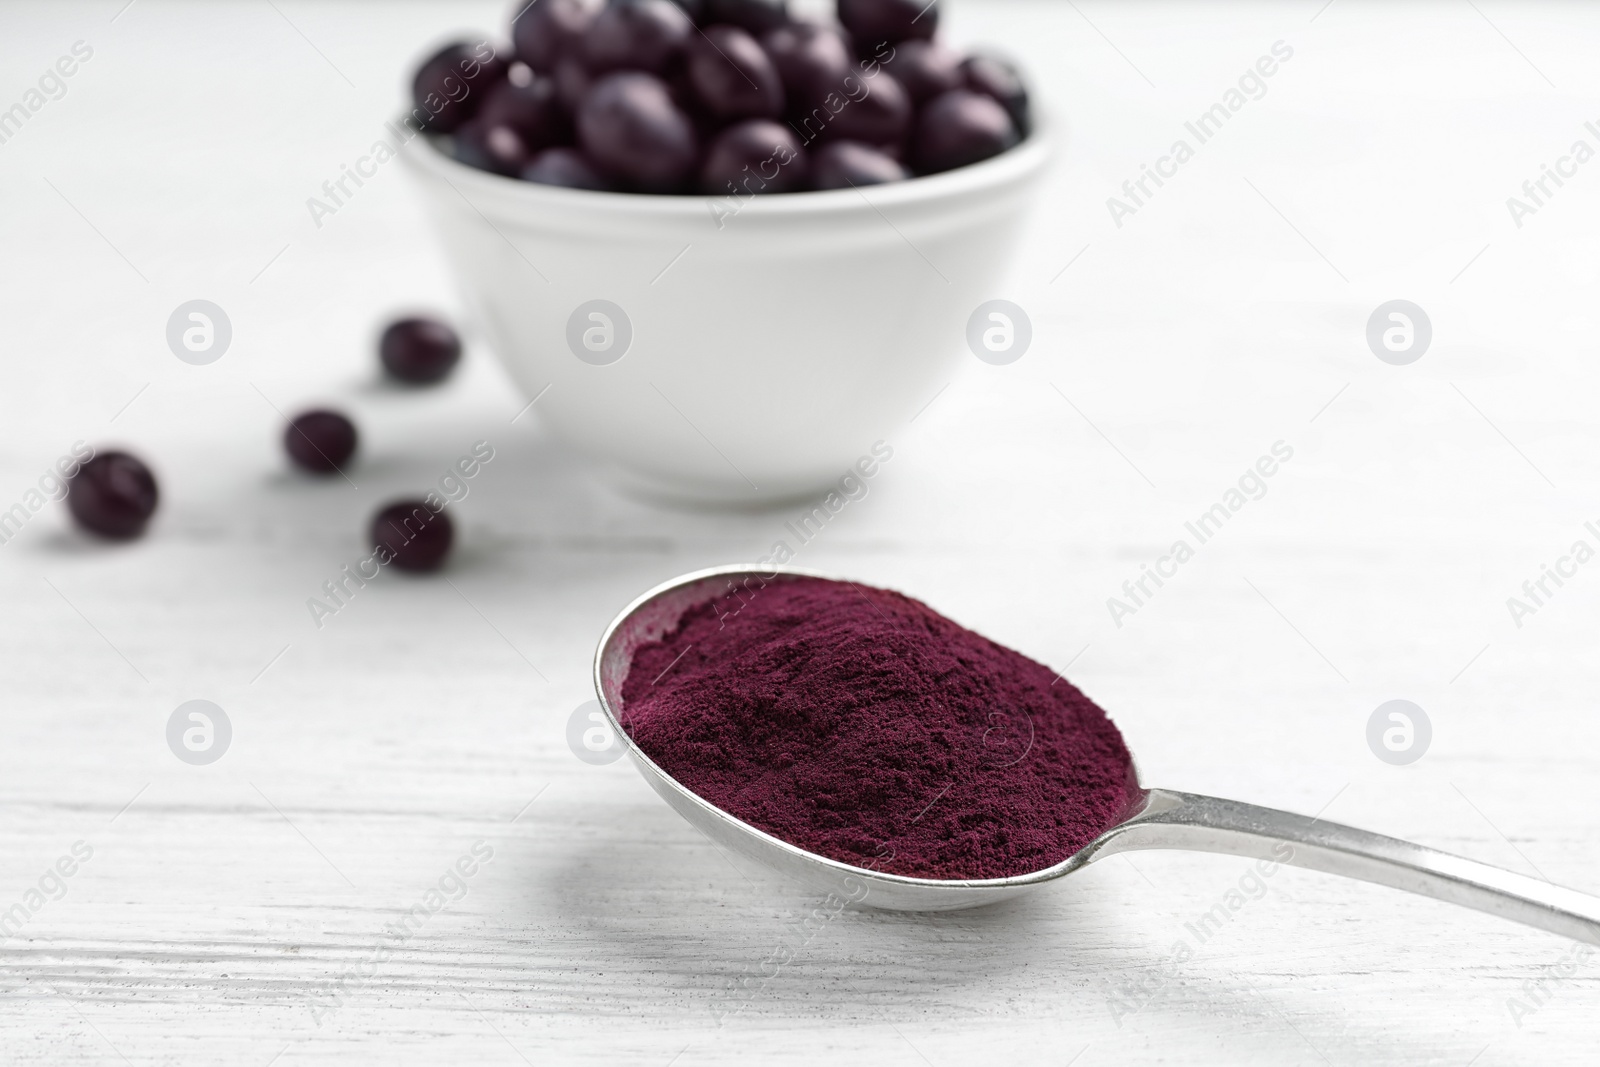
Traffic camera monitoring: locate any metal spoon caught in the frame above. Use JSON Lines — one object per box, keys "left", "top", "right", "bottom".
{"left": 594, "top": 565, "right": 1600, "bottom": 941}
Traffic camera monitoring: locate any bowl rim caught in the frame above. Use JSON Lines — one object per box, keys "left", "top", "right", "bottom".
{"left": 402, "top": 115, "right": 1054, "bottom": 220}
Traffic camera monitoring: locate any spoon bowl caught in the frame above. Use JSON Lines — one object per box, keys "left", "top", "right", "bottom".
{"left": 594, "top": 565, "right": 1045, "bottom": 909}
{"left": 596, "top": 565, "right": 1600, "bottom": 939}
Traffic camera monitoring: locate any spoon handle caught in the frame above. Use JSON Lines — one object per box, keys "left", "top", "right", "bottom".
{"left": 1089, "top": 789, "right": 1600, "bottom": 944}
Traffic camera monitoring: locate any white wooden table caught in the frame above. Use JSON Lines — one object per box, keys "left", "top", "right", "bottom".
{"left": 2, "top": 1, "right": 1598, "bottom": 1062}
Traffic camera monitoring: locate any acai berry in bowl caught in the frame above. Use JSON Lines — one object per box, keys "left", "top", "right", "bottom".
{"left": 399, "top": 0, "right": 1050, "bottom": 505}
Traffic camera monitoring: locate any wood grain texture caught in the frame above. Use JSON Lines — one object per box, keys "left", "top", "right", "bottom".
{"left": 2, "top": 0, "right": 1599, "bottom": 1063}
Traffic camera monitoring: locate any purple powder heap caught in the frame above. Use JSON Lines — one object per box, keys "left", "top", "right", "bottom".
{"left": 619, "top": 576, "right": 1139, "bottom": 880}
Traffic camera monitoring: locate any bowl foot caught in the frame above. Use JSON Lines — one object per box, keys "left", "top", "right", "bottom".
{"left": 600, "top": 463, "right": 851, "bottom": 513}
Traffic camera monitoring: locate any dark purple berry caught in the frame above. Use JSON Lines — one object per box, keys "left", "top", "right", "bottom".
{"left": 664, "top": 67, "right": 707, "bottom": 121}
{"left": 838, "top": 0, "right": 935, "bottom": 49}
{"left": 688, "top": 25, "right": 784, "bottom": 120}
{"left": 284, "top": 410, "right": 358, "bottom": 474}
{"left": 762, "top": 22, "right": 853, "bottom": 106}
{"left": 411, "top": 41, "right": 509, "bottom": 133}
{"left": 522, "top": 147, "right": 615, "bottom": 190}
{"left": 578, "top": 72, "right": 699, "bottom": 192}
{"left": 822, "top": 69, "right": 910, "bottom": 149}
{"left": 67, "top": 452, "right": 158, "bottom": 540}
{"left": 701, "top": 120, "right": 809, "bottom": 193}
{"left": 583, "top": 0, "right": 694, "bottom": 75}
{"left": 370, "top": 501, "right": 454, "bottom": 572}
{"left": 880, "top": 39, "right": 961, "bottom": 103}
{"left": 453, "top": 122, "right": 531, "bottom": 175}
{"left": 476, "top": 76, "right": 567, "bottom": 150}
{"left": 704, "top": 0, "right": 788, "bottom": 34}
{"left": 512, "top": 0, "right": 592, "bottom": 72}
{"left": 380, "top": 317, "right": 462, "bottom": 383}
{"left": 912, "top": 88, "right": 1018, "bottom": 174}
{"left": 554, "top": 56, "right": 592, "bottom": 112}
{"left": 809, "top": 139, "right": 907, "bottom": 188}
{"left": 962, "top": 52, "right": 1029, "bottom": 133}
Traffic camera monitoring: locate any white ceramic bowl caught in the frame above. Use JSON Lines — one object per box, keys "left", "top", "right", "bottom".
{"left": 401, "top": 127, "right": 1050, "bottom": 504}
